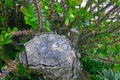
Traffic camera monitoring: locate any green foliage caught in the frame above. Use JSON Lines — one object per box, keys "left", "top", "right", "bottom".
{"left": 65, "top": 18, "right": 70, "bottom": 26}
{"left": 113, "top": 64, "right": 120, "bottom": 71}
{"left": 0, "top": 27, "right": 18, "bottom": 47}
{"left": 45, "top": 20, "right": 51, "bottom": 31}
{"left": 83, "top": 59, "right": 104, "bottom": 73}
{"left": 18, "top": 63, "right": 30, "bottom": 78}
{"left": 96, "top": 69, "right": 120, "bottom": 80}
{"left": 0, "top": 0, "right": 120, "bottom": 80}
{"left": 0, "top": 16, "right": 5, "bottom": 22}
{"left": 20, "top": 4, "right": 39, "bottom": 30}
{"left": 67, "top": 0, "right": 83, "bottom": 6}
{"left": 117, "top": 1, "right": 120, "bottom": 6}
{"left": 4, "top": 0, "right": 13, "bottom": 7}
{"left": 54, "top": 3, "right": 64, "bottom": 13}
{"left": 66, "top": 8, "right": 75, "bottom": 22}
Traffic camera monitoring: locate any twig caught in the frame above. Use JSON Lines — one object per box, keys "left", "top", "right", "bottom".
{"left": 0, "top": 59, "right": 18, "bottom": 80}
{"left": 81, "top": 6, "right": 118, "bottom": 41}
{"left": 33, "top": 0, "right": 43, "bottom": 29}
{"left": 84, "top": 0, "right": 94, "bottom": 10}
{"left": 81, "top": 37, "right": 120, "bottom": 51}
{"left": 10, "top": 30, "right": 41, "bottom": 36}
{"left": 94, "top": 57, "right": 120, "bottom": 64}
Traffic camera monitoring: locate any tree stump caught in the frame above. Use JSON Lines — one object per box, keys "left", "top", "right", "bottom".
{"left": 19, "top": 32, "right": 90, "bottom": 80}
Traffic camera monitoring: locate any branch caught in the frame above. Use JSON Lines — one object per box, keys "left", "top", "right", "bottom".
{"left": 10, "top": 29, "right": 43, "bottom": 37}
{"left": 85, "top": 39, "right": 120, "bottom": 50}
{"left": 0, "top": 59, "right": 18, "bottom": 80}
{"left": 99, "top": 2, "right": 112, "bottom": 13}
{"left": 33, "top": 0, "right": 43, "bottom": 29}
{"left": 106, "top": 38, "right": 120, "bottom": 46}
{"left": 81, "top": 6, "right": 118, "bottom": 41}
{"left": 84, "top": 0, "right": 94, "bottom": 10}
{"left": 94, "top": 57, "right": 120, "bottom": 64}
{"left": 94, "top": 6, "right": 118, "bottom": 27}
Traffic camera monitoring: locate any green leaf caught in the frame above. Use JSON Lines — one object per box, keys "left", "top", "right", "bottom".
{"left": 13, "top": 27, "right": 18, "bottom": 32}
{"left": 5, "top": 39, "right": 12, "bottom": 44}
{"left": 1, "top": 65, "right": 7, "bottom": 70}
{"left": 4, "top": 33, "right": 9, "bottom": 38}
{"left": 114, "top": 64, "right": 120, "bottom": 71}
{"left": 20, "top": 7, "right": 32, "bottom": 17}
{"left": 18, "top": 63, "right": 26, "bottom": 76}
{"left": 30, "top": 17, "right": 37, "bottom": 22}
{"left": 66, "top": 8, "right": 75, "bottom": 22}
{"left": 55, "top": 3, "right": 64, "bottom": 13}
{"left": 45, "top": 5, "right": 49, "bottom": 10}
{"left": 5, "top": 0, "right": 13, "bottom": 7}
{"left": 67, "top": 0, "right": 83, "bottom": 6}
{"left": 20, "top": 5, "right": 39, "bottom": 30}
{"left": 82, "top": 57, "right": 87, "bottom": 62}
{"left": 90, "top": 23, "right": 95, "bottom": 30}
{"left": 98, "top": 44, "right": 104, "bottom": 48}
{"left": 45, "top": 21, "right": 51, "bottom": 31}
{"left": 107, "top": 46, "right": 116, "bottom": 54}
{"left": 32, "top": 25, "right": 38, "bottom": 30}
{"left": 117, "top": 1, "right": 120, "bottom": 6}
{"left": 65, "top": 18, "right": 70, "bottom": 26}
{"left": 1, "top": 31, "right": 7, "bottom": 36}
{"left": 7, "top": 27, "right": 11, "bottom": 33}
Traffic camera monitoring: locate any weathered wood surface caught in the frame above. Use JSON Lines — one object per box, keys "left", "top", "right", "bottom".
{"left": 19, "top": 32, "right": 90, "bottom": 80}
